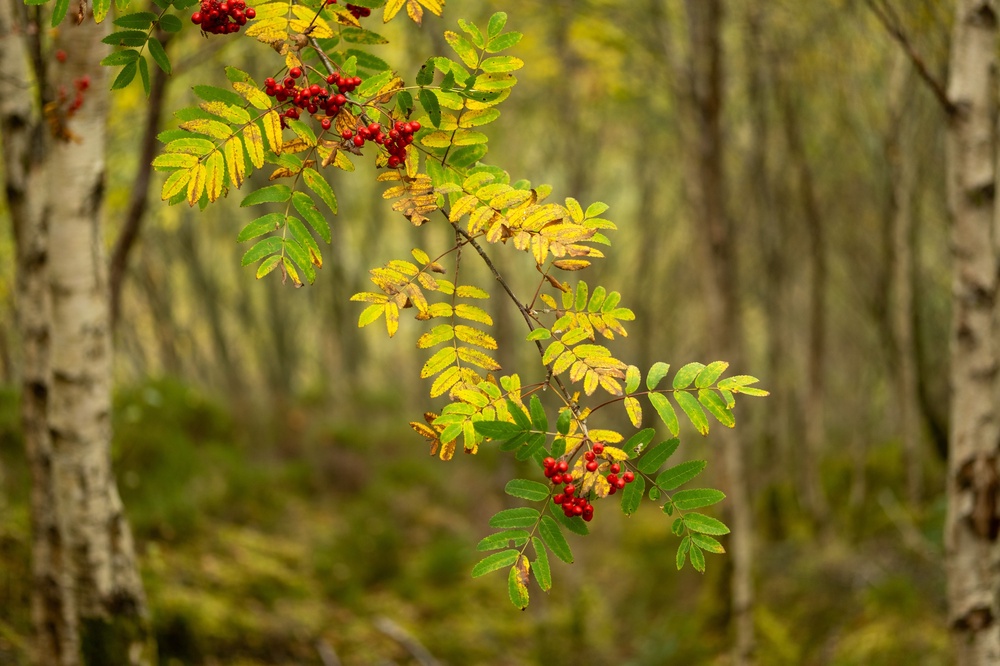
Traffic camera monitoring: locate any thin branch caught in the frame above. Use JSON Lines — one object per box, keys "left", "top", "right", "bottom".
{"left": 373, "top": 616, "right": 441, "bottom": 666}
{"left": 109, "top": 43, "right": 170, "bottom": 328}
{"left": 865, "top": 0, "right": 955, "bottom": 115}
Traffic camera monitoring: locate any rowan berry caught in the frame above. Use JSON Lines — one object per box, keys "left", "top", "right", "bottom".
{"left": 623, "top": 471, "right": 635, "bottom": 483}
{"left": 586, "top": 461, "right": 598, "bottom": 472}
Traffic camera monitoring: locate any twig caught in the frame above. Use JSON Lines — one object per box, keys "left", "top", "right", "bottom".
{"left": 864, "top": 0, "right": 955, "bottom": 115}
{"left": 316, "top": 639, "right": 342, "bottom": 666}
{"left": 373, "top": 616, "right": 441, "bottom": 666}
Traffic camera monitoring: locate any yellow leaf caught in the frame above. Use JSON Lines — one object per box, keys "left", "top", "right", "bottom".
{"left": 383, "top": 0, "right": 404, "bottom": 21}
{"left": 450, "top": 194, "right": 480, "bottom": 222}
{"left": 263, "top": 110, "right": 283, "bottom": 154}
{"left": 588, "top": 429, "right": 623, "bottom": 443}
{"left": 186, "top": 162, "right": 206, "bottom": 206}
{"left": 553, "top": 259, "right": 591, "bottom": 271}
{"left": 438, "top": 438, "right": 456, "bottom": 461}
{"left": 179, "top": 118, "right": 232, "bottom": 141}
{"left": 406, "top": 0, "right": 422, "bottom": 24}
{"left": 224, "top": 137, "right": 245, "bottom": 188}
{"left": 384, "top": 302, "right": 400, "bottom": 337}
{"left": 161, "top": 168, "right": 192, "bottom": 201}
{"left": 233, "top": 82, "right": 271, "bottom": 111}
{"left": 243, "top": 124, "right": 264, "bottom": 168}
{"left": 455, "top": 325, "right": 497, "bottom": 350}
{"left": 454, "top": 303, "right": 493, "bottom": 326}
{"left": 251, "top": 2, "right": 288, "bottom": 19}
{"left": 417, "top": 0, "right": 444, "bottom": 16}
{"left": 456, "top": 347, "right": 501, "bottom": 371}
{"left": 430, "top": 365, "right": 463, "bottom": 397}
{"left": 624, "top": 396, "right": 642, "bottom": 428}
{"left": 205, "top": 150, "right": 224, "bottom": 202}
{"left": 600, "top": 446, "right": 629, "bottom": 461}
{"left": 244, "top": 16, "right": 289, "bottom": 44}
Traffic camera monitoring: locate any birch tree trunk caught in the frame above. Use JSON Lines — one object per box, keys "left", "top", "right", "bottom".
{"left": 683, "top": 1, "right": 755, "bottom": 662}
{"left": 0, "top": 3, "right": 151, "bottom": 664}
{"left": 944, "top": 1, "right": 1000, "bottom": 663}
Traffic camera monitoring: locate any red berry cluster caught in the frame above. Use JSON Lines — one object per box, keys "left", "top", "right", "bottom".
{"left": 544, "top": 457, "right": 595, "bottom": 522}
{"left": 57, "top": 75, "right": 90, "bottom": 115}
{"left": 341, "top": 120, "right": 419, "bottom": 169}
{"left": 324, "top": 0, "right": 371, "bottom": 17}
{"left": 346, "top": 3, "right": 371, "bottom": 17}
{"left": 264, "top": 67, "right": 353, "bottom": 128}
{"left": 191, "top": 0, "right": 255, "bottom": 34}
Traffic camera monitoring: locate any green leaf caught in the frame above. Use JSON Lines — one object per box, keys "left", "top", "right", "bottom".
{"left": 241, "top": 184, "right": 292, "bottom": 207}
{"left": 514, "top": 432, "right": 546, "bottom": 462}
{"left": 255, "top": 255, "right": 282, "bottom": 279}
{"left": 624, "top": 428, "right": 656, "bottom": 457}
{"left": 655, "top": 460, "right": 707, "bottom": 491}
{"left": 683, "top": 512, "right": 731, "bottom": 536}
{"left": 101, "top": 49, "right": 140, "bottom": 67}
{"left": 291, "top": 192, "right": 331, "bottom": 244}
{"left": 92, "top": 0, "right": 110, "bottom": 22}
{"left": 471, "top": 549, "right": 518, "bottom": 577}
{"left": 111, "top": 62, "right": 138, "bottom": 90}
{"left": 193, "top": 85, "right": 245, "bottom": 107}
{"left": 488, "top": 507, "right": 539, "bottom": 529}
{"left": 646, "top": 361, "right": 670, "bottom": 390}
{"left": 113, "top": 11, "right": 156, "bottom": 28}
{"left": 486, "top": 11, "right": 508, "bottom": 38}
{"left": 101, "top": 30, "right": 148, "bottom": 46}
{"left": 538, "top": 516, "right": 572, "bottom": 563}
{"left": 689, "top": 544, "right": 706, "bottom": 572}
{"left": 531, "top": 537, "right": 551, "bottom": 591}
{"left": 445, "top": 30, "right": 479, "bottom": 69}
{"left": 138, "top": 56, "right": 150, "bottom": 97}
{"left": 675, "top": 392, "right": 709, "bottom": 435}
{"left": 637, "top": 438, "right": 680, "bottom": 474}
{"left": 550, "top": 437, "right": 566, "bottom": 459}
{"left": 673, "top": 488, "right": 726, "bottom": 510}
{"left": 458, "top": 18, "right": 485, "bottom": 49}
{"left": 416, "top": 58, "right": 436, "bottom": 86}
{"left": 237, "top": 213, "right": 283, "bottom": 242}
{"left": 507, "top": 399, "right": 532, "bottom": 430}
{"left": 528, "top": 395, "right": 547, "bottom": 431}
{"left": 480, "top": 56, "right": 524, "bottom": 73}
{"left": 51, "top": 0, "right": 69, "bottom": 25}
{"left": 486, "top": 31, "right": 522, "bottom": 53}
{"left": 447, "top": 144, "right": 488, "bottom": 168}
{"left": 676, "top": 535, "right": 690, "bottom": 570}
{"left": 419, "top": 88, "right": 442, "bottom": 128}
{"left": 302, "top": 168, "right": 337, "bottom": 214}
{"left": 648, "top": 392, "right": 679, "bottom": 437}
{"left": 696, "top": 361, "right": 729, "bottom": 388}
{"left": 508, "top": 561, "right": 529, "bottom": 609}
{"left": 159, "top": 13, "right": 183, "bottom": 32}
{"left": 698, "top": 389, "right": 735, "bottom": 427}
{"left": 624, "top": 365, "right": 641, "bottom": 394}
{"left": 691, "top": 533, "right": 725, "bottom": 554}
{"left": 474, "top": 420, "right": 523, "bottom": 440}
{"left": 476, "top": 530, "right": 529, "bottom": 551}
{"left": 147, "top": 36, "right": 171, "bottom": 74}
{"left": 556, "top": 409, "right": 571, "bottom": 436}
{"left": 621, "top": 474, "right": 645, "bottom": 515}
{"left": 672, "top": 362, "right": 705, "bottom": 390}
{"left": 504, "top": 479, "right": 549, "bottom": 502}
{"left": 550, "top": 507, "right": 588, "bottom": 535}
{"left": 526, "top": 328, "right": 551, "bottom": 341}
{"left": 240, "top": 236, "right": 283, "bottom": 266}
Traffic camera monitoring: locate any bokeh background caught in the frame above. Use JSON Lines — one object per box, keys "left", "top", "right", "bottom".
{"left": 0, "top": 1, "right": 954, "bottom": 664}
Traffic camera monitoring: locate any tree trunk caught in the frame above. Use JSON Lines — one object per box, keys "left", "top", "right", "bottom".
{"left": 886, "top": 52, "right": 923, "bottom": 505}
{"left": 777, "top": 85, "right": 830, "bottom": 525}
{"left": 682, "top": 1, "right": 755, "bottom": 662}
{"left": 0, "top": 3, "right": 151, "bottom": 664}
{"left": 944, "top": 1, "right": 1000, "bottom": 662}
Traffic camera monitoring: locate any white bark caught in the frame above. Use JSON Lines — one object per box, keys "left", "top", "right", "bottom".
{"left": 945, "top": 1, "right": 1000, "bottom": 663}
{"left": 0, "top": 3, "right": 150, "bottom": 663}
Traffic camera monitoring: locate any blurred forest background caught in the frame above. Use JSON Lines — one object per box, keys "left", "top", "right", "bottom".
{"left": 0, "top": 0, "right": 958, "bottom": 664}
